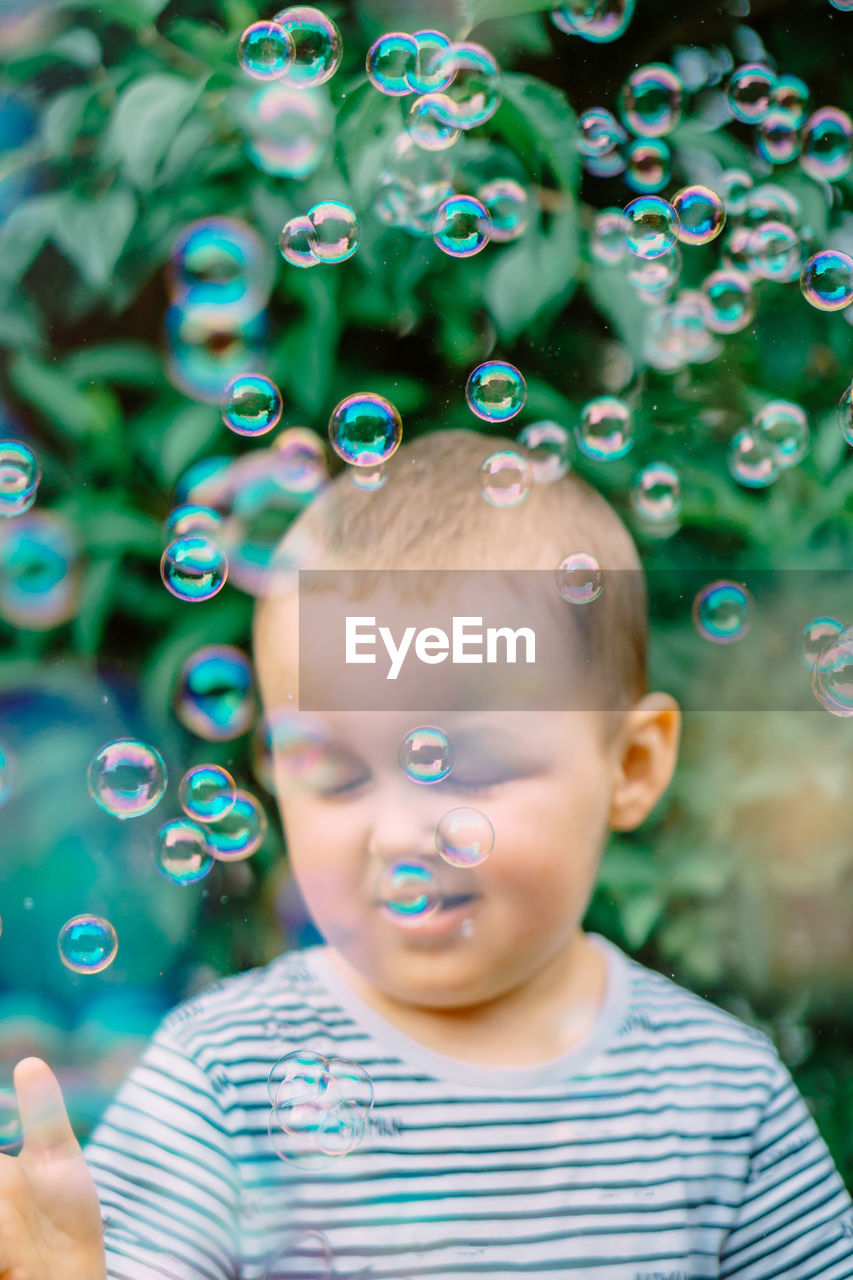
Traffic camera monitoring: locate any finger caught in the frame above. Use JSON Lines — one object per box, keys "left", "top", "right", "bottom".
{"left": 13, "top": 1058, "right": 78, "bottom": 1159}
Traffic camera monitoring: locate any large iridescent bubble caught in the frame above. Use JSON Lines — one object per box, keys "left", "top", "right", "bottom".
{"left": 272, "top": 7, "right": 343, "bottom": 87}
{"left": 619, "top": 63, "right": 683, "bottom": 137}
{"left": 799, "top": 107, "right": 853, "bottom": 182}
{"left": 174, "top": 645, "right": 256, "bottom": 741}
{"left": 800, "top": 250, "right": 853, "bottom": 311}
{"left": 328, "top": 393, "right": 402, "bottom": 466}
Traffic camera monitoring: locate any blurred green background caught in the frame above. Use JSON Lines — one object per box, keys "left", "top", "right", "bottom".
{"left": 1, "top": 0, "right": 852, "bottom": 1181}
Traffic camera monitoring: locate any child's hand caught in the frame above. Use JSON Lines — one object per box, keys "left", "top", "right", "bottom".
{"left": 0, "top": 1058, "right": 106, "bottom": 1280}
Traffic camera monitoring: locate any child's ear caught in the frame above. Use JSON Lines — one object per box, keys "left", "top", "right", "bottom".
{"left": 607, "top": 692, "right": 681, "bottom": 831}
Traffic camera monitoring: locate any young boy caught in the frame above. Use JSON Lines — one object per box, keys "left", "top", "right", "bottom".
{"left": 3, "top": 429, "right": 852, "bottom": 1280}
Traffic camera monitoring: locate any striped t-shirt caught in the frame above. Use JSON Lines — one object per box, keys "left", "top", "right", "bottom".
{"left": 84, "top": 934, "right": 853, "bottom": 1280}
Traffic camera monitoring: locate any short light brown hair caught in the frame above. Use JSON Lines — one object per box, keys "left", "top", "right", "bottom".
{"left": 255, "top": 428, "right": 648, "bottom": 714}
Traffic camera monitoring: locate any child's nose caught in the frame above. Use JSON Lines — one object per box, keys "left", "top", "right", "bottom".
{"left": 365, "top": 775, "right": 439, "bottom": 863}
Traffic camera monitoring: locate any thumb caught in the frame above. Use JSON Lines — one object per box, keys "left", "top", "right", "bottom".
{"left": 14, "top": 1058, "right": 79, "bottom": 1159}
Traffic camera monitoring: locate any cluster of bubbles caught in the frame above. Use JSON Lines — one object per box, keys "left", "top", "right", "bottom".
{"left": 238, "top": 7, "right": 342, "bottom": 88}
{"left": 328, "top": 392, "right": 402, "bottom": 467}
{"left": 166, "top": 217, "right": 273, "bottom": 403}
{"left": 267, "top": 1048, "right": 374, "bottom": 1166}
{"left": 367, "top": 36, "right": 502, "bottom": 155}
{"left": 727, "top": 400, "right": 810, "bottom": 489}
{"left": 555, "top": 553, "right": 604, "bottom": 604}
{"left": 57, "top": 914, "right": 119, "bottom": 975}
{"left": 172, "top": 430, "right": 329, "bottom": 598}
{"left": 374, "top": 136, "right": 529, "bottom": 249}
{"left": 692, "top": 581, "right": 752, "bottom": 644}
{"left": 278, "top": 200, "right": 360, "bottom": 268}
{"left": 466, "top": 361, "right": 527, "bottom": 422}
{"left": 0, "top": 440, "right": 40, "bottom": 517}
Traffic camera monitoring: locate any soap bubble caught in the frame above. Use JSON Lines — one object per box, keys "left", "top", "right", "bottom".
{"left": 743, "top": 183, "right": 799, "bottom": 228}
{"left": 161, "top": 535, "right": 228, "bottom": 602}
{"left": 328, "top": 393, "right": 402, "bottom": 466}
{"left": 223, "top": 374, "right": 283, "bottom": 437}
{"left": 477, "top": 450, "right": 533, "bottom": 507}
{"left": 799, "top": 107, "right": 853, "bottom": 182}
{"left": 622, "top": 196, "right": 679, "bottom": 259}
{"left": 375, "top": 136, "right": 454, "bottom": 235}
{"left": 798, "top": 617, "right": 843, "bottom": 669}
{"left": 628, "top": 244, "right": 681, "bottom": 301}
{"left": 205, "top": 789, "right": 268, "bottom": 861}
{"left": 179, "top": 764, "right": 237, "bottom": 824}
{"left": 517, "top": 421, "right": 571, "bottom": 483}
{"left": 702, "top": 269, "right": 755, "bottom": 334}
{"left": 727, "top": 63, "right": 776, "bottom": 123}
{"left": 154, "top": 819, "right": 214, "bottom": 885}
{"left": 575, "top": 397, "right": 634, "bottom": 460}
{"left": 435, "top": 807, "right": 494, "bottom": 868}
{"left": 278, "top": 214, "right": 320, "bottom": 268}
{"left": 722, "top": 225, "right": 758, "bottom": 277}
{"left": 243, "top": 84, "right": 332, "bottom": 178}
{"left": 555, "top": 553, "right": 604, "bottom": 604}
{"left": 169, "top": 217, "right": 270, "bottom": 313}
{"left": 466, "top": 361, "right": 527, "bottom": 422}
{"left": 307, "top": 201, "right": 359, "bottom": 263}
{"left": 748, "top": 221, "right": 801, "bottom": 282}
{"left": 398, "top": 726, "right": 455, "bottom": 784}
{"left": 366, "top": 32, "right": 418, "bottom": 95}
{"left": 583, "top": 145, "right": 627, "bottom": 178}
{"left": 273, "top": 426, "right": 329, "bottom": 495}
{"left": 619, "top": 63, "right": 683, "bottom": 136}
{"left": 406, "top": 95, "right": 461, "bottom": 151}
{"left": 591, "top": 208, "right": 627, "bottom": 263}
{"left": 753, "top": 400, "right": 809, "bottom": 468}
{"left": 165, "top": 504, "right": 223, "bottom": 539}
{"left": 552, "top": 0, "right": 636, "bottom": 43}
{"left": 625, "top": 138, "right": 671, "bottom": 193}
{"left": 642, "top": 293, "right": 719, "bottom": 371}
{"left": 175, "top": 645, "right": 256, "bottom": 741}
{"left": 578, "top": 108, "right": 625, "bottom": 156}
{"left": 811, "top": 627, "right": 853, "bottom": 717}
{"left": 727, "top": 427, "right": 779, "bottom": 488}
{"left": 0, "top": 1088, "right": 21, "bottom": 1151}
{"left": 756, "top": 109, "right": 800, "bottom": 166}
{"left": 478, "top": 178, "right": 530, "bottom": 241}
{"left": 425, "top": 43, "right": 501, "bottom": 130}
{"left": 631, "top": 462, "right": 681, "bottom": 522}
{"left": 376, "top": 861, "right": 441, "bottom": 924}
{"left": 433, "top": 194, "right": 492, "bottom": 257}
{"left": 719, "top": 168, "right": 754, "bottom": 216}
{"left": 58, "top": 915, "right": 118, "bottom": 975}
{"left": 772, "top": 74, "right": 809, "bottom": 125}
{"left": 238, "top": 21, "right": 295, "bottom": 81}
{"left": 839, "top": 382, "right": 853, "bottom": 445}
{"left": 0, "top": 512, "right": 79, "bottom": 631}
{"left": 800, "top": 250, "right": 853, "bottom": 311}
{"left": 349, "top": 461, "right": 387, "bottom": 491}
{"left": 692, "top": 581, "right": 752, "bottom": 643}
{"left": 406, "top": 29, "right": 455, "bottom": 93}
{"left": 672, "top": 185, "right": 726, "bottom": 245}
{"left": 0, "top": 440, "right": 39, "bottom": 517}
{"left": 272, "top": 6, "right": 342, "bottom": 87}
{"left": 87, "top": 739, "right": 167, "bottom": 819}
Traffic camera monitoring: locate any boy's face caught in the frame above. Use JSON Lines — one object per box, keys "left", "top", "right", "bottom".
{"left": 259, "top": 594, "right": 624, "bottom": 1012}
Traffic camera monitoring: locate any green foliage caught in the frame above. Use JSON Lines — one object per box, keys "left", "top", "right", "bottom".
{"left": 1, "top": 0, "right": 852, "bottom": 1174}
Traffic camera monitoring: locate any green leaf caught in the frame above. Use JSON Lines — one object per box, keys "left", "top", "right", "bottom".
{"left": 619, "top": 892, "right": 664, "bottom": 949}
{"left": 72, "top": 556, "right": 122, "bottom": 657}
{"left": 484, "top": 208, "right": 578, "bottom": 341}
{"left": 52, "top": 188, "right": 137, "bottom": 290}
{"left": 495, "top": 73, "right": 579, "bottom": 192}
{"left": 54, "top": 0, "right": 173, "bottom": 26}
{"left": 7, "top": 352, "right": 104, "bottom": 437}
{"left": 156, "top": 404, "right": 224, "bottom": 485}
{"left": 41, "top": 86, "right": 95, "bottom": 158}
{"left": 462, "top": 0, "right": 560, "bottom": 31}
{"left": 65, "top": 342, "right": 165, "bottom": 388}
{"left": 103, "top": 73, "right": 208, "bottom": 190}
{"left": 0, "top": 194, "right": 62, "bottom": 286}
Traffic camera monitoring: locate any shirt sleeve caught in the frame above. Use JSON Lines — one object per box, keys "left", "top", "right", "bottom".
{"left": 83, "top": 1021, "right": 240, "bottom": 1280}
{"left": 719, "top": 1051, "right": 853, "bottom": 1279}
